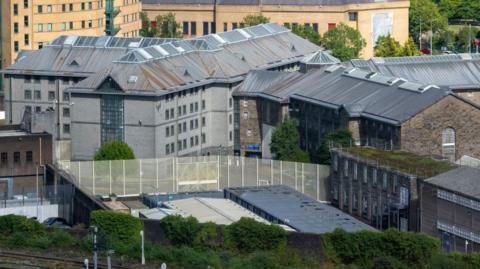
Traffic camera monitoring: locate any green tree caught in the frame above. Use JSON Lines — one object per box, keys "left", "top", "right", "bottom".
{"left": 437, "top": 0, "right": 461, "bottom": 19}
{"left": 155, "top": 12, "right": 183, "bottom": 38}
{"left": 322, "top": 23, "right": 366, "bottom": 61}
{"left": 140, "top": 12, "right": 157, "bottom": 37}
{"left": 456, "top": 25, "right": 477, "bottom": 51}
{"left": 403, "top": 36, "right": 422, "bottom": 56}
{"left": 434, "top": 30, "right": 456, "bottom": 50}
{"left": 94, "top": 141, "right": 135, "bottom": 161}
{"left": 313, "top": 129, "right": 354, "bottom": 164}
{"left": 270, "top": 118, "right": 309, "bottom": 162}
{"left": 287, "top": 24, "right": 322, "bottom": 45}
{"left": 409, "top": 0, "right": 447, "bottom": 42}
{"left": 241, "top": 14, "right": 270, "bottom": 27}
{"left": 374, "top": 34, "right": 404, "bottom": 57}
{"left": 456, "top": 0, "right": 480, "bottom": 21}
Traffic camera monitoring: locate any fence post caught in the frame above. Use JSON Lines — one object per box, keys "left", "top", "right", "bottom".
{"left": 280, "top": 161, "right": 283, "bottom": 185}
{"left": 256, "top": 158, "right": 259, "bottom": 187}
{"left": 227, "top": 156, "right": 230, "bottom": 188}
{"left": 123, "top": 160, "right": 126, "bottom": 196}
{"left": 301, "top": 163, "right": 305, "bottom": 194}
{"left": 241, "top": 157, "right": 245, "bottom": 187}
{"left": 173, "top": 157, "right": 177, "bottom": 193}
{"left": 270, "top": 159, "right": 273, "bottom": 185}
{"left": 109, "top": 160, "right": 112, "bottom": 195}
{"left": 139, "top": 159, "right": 143, "bottom": 194}
{"left": 217, "top": 155, "right": 220, "bottom": 191}
{"left": 294, "top": 162, "right": 298, "bottom": 191}
{"left": 92, "top": 160, "right": 95, "bottom": 195}
{"left": 78, "top": 161, "right": 81, "bottom": 187}
{"left": 156, "top": 158, "right": 159, "bottom": 191}
{"left": 316, "top": 165, "right": 320, "bottom": 201}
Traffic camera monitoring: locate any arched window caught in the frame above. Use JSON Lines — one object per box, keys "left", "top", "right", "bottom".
{"left": 442, "top": 128, "right": 456, "bottom": 162}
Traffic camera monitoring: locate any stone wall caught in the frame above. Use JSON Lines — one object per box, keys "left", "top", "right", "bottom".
{"left": 401, "top": 95, "right": 480, "bottom": 160}
{"left": 238, "top": 97, "right": 262, "bottom": 156}
{"left": 456, "top": 90, "right": 480, "bottom": 106}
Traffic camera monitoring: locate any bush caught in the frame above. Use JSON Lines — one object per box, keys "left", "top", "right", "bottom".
{"left": 0, "top": 215, "right": 44, "bottom": 237}
{"left": 322, "top": 228, "right": 440, "bottom": 269}
{"left": 160, "top": 215, "right": 201, "bottom": 246}
{"left": 226, "top": 218, "right": 287, "bottom": 253}
{"left": 94, "top": 140, "right": 135, "bottom": 160}
{"left": 90, "top": 210, "right": 143, "bottom": 253}
{"left": 194, "top": 222, "right": 222, "bottom": 249}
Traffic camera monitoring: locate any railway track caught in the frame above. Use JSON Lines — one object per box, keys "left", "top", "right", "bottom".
{"left": 0, "top": 250, "right": 133, "bottom": 269}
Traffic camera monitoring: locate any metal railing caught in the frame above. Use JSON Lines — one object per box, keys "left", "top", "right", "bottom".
{"left": 58, "top": 156, "right": 331, "bottom": 202}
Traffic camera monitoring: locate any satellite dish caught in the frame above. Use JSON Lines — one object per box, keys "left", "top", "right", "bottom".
{"left": 161, "top": 263, "right": 167, "bottom": 269}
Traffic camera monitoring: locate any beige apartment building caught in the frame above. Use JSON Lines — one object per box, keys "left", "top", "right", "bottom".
{"left": 142, "top": 0, "right": 410, "bottom": 59}
{"left": 0, "top": 0, "right": 141, "bottom": 69}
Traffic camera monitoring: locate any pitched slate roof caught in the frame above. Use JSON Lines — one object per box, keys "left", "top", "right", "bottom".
{"left": 350, "top": 54, "right": 480, "bottom": 89}
{"left": 235, "top": 65, "right": 450, "bottom": 125}
{"left": 426, "top": 166, "right": 480, "bottom": 200}
{"left": 69, "top": 23, "right": 320, "bottom": 94}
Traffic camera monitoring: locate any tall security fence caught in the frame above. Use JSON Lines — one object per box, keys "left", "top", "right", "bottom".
{"left": 58, "top": 156, "right": 331, "bottom": 202}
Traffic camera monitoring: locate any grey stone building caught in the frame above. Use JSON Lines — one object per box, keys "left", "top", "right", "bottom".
{"left": 350, "top": 54, "right": 480, "bottom": 105}
{"left": 420, "top": 166, "right": 480, "bottom": 253}
{"left": 234, "top": 65, "right": 480, "bottom": 162}
{"left": 2, "top": 23, "right": 320, "bottom": 160}
{"left": 329, "top": 148, "right": 458, "bottom": 231}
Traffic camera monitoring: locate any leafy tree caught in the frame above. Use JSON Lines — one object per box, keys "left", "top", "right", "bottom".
{"left": 409, "top": 0, "right": 447, "bottom": 42}
{"left": 374, "top": 34, "right": 404, "bottom": 57}
{"left": 456, "top": 0, "right": 480, "bottom": 21}
{"left": 313, "top": 129, "right": 354, "bottom": 164}
{"left": 434, "top": 29, "right": 456, "bottom": 50}
{"left": 322, "top": 23, "right": 366, "bottom": 61}
{"left": 456, "top": 26, "right": 477, "bottom": 51}
{"left": 241, "top": 14, "right": 270, "bottom": 27}
{"left": 94, "top": 141, "right": 135, "bottom": 161}
{"left": 437, "top": 0, "right": 461, "bottom": 19}
{"left": 288, "top": 24, "right": 322, "bottom": 45}
{"left": 140, "top": 12, "right": 157, "bottom": 37}
{"left": 270, "top": 118, "right": 310, "bottom": 162}
{"left": 155, "top": 12, "right": 183, "bottom": 38}
{"left": 403, "top": 37, "right": 422, "bottom": 56}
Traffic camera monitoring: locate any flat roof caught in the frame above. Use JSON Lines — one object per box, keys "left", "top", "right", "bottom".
{"left": 163, "top": 197, "right": 269, "bottom": 225}
{"left": 338, "top": 147, "right": 456, "bottom": 178}
{"left": 225, "top": 185, "right": 375, "bottom": 233}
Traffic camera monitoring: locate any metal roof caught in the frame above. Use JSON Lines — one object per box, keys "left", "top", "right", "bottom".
{"left": 350, "top": 54, "right": 480, "bottom": 88}
{"left": 301, "top": 50, "right": 340, "bottom": 65}
{"left": 142, "top": 0, "right": 404, "bottom": 5}
{"left": 426, "top": 167, "right": 480, "bottom": 200}
{"left": 225, "top": 185, "right": 375, "bottom": 233}
{"left": 235, "top": 66, "right": 449, "bottom": 124}
{"left": 68, "top": 23, "right": 320, "bottom": 94}
{"left": 163, "top": 197, "right": 270, "bottom": 225}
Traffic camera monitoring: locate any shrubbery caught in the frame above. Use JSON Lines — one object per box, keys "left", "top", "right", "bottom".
{"left": 90, "top": 210, "right": 143, "bottom": 254}
{"left": 0, "top": 214, "right": 44, "bottom": 237}
{"left": 322, "top": 228, "right": 440, "bottom": 269}
{"left": 160, "top": 215, "right": 201, "bottom": 246}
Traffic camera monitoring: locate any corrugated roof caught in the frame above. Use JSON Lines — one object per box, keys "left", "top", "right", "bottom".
{"left": 235, "top": 66, "right": 449, "bottom": 124}
{"left": 426, "top": 166, "right": 480, "bottom": 199}
{"left": 350, "top": 54, "right": 480, "bottom": 88}
{"left": 70, "top": 23, "right": 320, "bottom": 93}
{"left": 301, "top": 50, "right": 340, "bottom": 65}
{"left": 226, "top": 185, "right": 375, "bottom": 233}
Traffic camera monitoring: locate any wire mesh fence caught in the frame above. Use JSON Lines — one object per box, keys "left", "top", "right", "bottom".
{"left": 59, "top": 156, "right": 331, "bottom": 202}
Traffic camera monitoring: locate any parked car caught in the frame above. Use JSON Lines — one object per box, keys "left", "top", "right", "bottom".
{"left": 42, "top": 217, "right": 71, "bottom": 228}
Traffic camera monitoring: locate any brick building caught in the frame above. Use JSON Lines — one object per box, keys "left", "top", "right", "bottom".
{"left": 234, "top": 65, "right": 480, "bottom": 162}
{"left": 329, "top": 147, "right": 455, "bottom": 231}
{"left": 420, "top": 166, "right": 480, "bottom": 253}
{"left": 0, "top": 124, "right": 52, "bottom": 197}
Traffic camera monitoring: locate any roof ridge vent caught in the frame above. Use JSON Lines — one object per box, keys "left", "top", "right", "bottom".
{"left": 237, "top": 29, "right": 252, "bottom": 39}
{"left": 211, "top": 34, "right": 226, "bottom": 44}
{"left": 128, "top": 41, "right": 140, "bottom": 48}
{"left": 64, "top": 36, "right": 78, "bottom": 46}
{"left": 371, "top": 57, "right": 385, "bottom": 64}
{"left": 365, "top": 72, "right": 377, "bottom": 79}
{"left": 127, "top": 75, "right": 138, "bottom": 84}
{"left": 152, "top": 45, "right": 169, "bottom": 56}
{"left": 136, "top": 48, "right": 153, "bottom": 60}
{"left": 343, "top": 67, "right": 356, "bottom": 74}
{"left": 325, "top": 65, "right": 342, "bottom": 73}
{"left": 419, "top": 84, "right": 440, "bottom": 92}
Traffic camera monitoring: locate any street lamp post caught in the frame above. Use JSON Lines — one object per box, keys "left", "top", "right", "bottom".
{"left": 90, "top": 225, "right": 98, "bottom": 269}
{"left": 140, "top": 230, "right": 145, "bottom": 265}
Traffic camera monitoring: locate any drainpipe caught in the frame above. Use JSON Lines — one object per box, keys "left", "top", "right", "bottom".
{"left": 213, "top": 0, "right": 217, "bottom": 33}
